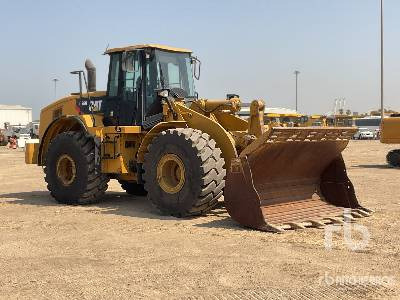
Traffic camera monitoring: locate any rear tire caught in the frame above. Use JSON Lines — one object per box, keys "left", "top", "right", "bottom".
{"left": 386, "top": 149, "right": 400, "bottom": 168}
{"left": 143, "top": 128, "right": 225, "bottom": 217}
{"left": 45, "top": 131, "right": 109, "bottom": 204}
{"left": 119, "top": 180, "right": 147, "bottom": 196}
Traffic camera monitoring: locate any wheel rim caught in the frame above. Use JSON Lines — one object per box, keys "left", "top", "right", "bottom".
{"left": 157, "top": 154, "right": 185, "bottom": 194}
{"left": 56, "top": 154, "right": 77, "bottom": 186}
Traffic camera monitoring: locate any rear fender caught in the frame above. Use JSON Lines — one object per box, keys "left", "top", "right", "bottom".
{"left": 38, "top": 115, "right": 96, "bottom": 165}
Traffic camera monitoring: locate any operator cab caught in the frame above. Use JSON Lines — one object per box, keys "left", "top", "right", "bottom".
{"left": 102, "top": 44, "right": 199, "bottom": 129}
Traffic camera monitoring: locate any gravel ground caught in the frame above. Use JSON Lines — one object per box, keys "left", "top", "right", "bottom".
{"left": 0, "top": 140, "right": 399, "bottom": 299}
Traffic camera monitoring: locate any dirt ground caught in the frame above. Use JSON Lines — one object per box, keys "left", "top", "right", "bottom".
{"left": 0, "top": 140, "right": 399, "bottom": 299}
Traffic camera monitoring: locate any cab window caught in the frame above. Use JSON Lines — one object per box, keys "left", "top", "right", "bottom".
{"left": 108, "top": 53, "right": 120, "bottom": 97}
{"left": 122, "top": 51, "right": 142, "bottom": 103}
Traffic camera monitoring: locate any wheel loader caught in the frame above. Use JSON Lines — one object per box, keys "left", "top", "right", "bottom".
{"left": 25, "top": 44, "right": 371, "bottom": 232}
{"left": 305, "top": 115, "right": 327, "bottom": 127}
{"left": 380, "top": 114, "right": 400, "bottom": 167}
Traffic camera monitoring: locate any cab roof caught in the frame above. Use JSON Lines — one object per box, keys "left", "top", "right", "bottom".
{"left": 104, "top": 44, "right": 192, "bottom": 54}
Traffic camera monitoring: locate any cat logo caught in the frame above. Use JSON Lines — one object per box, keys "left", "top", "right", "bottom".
{"left": 89, "top": 100, "right": 102, "bottom": 112}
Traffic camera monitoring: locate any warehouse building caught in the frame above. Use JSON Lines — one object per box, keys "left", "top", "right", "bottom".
{"left": 0, "top": 104, "right": 32, "bottom": 129}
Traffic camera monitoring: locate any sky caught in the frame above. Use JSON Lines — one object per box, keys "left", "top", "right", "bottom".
{"left": 0, "top": 0, "right": 399, "bottom": 118}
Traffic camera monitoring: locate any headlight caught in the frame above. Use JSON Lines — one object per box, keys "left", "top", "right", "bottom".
{"left": 158, "top": 90, "right": 169, "bottom": 98}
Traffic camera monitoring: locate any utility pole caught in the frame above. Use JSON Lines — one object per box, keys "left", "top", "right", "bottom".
{"left": 333, "top": 98, "right": 338, "bottom": 126}
{"left": 380, "top": 0, "right": 384, "bottom": 120}
{"left": 294, "top": 70, "right": 300, "bottom": 111}
{"left": 52, "top": 78, "right": 59, "bottom": 99}
{"left": 333, "top": 98, "right": 337, "bottom": 115}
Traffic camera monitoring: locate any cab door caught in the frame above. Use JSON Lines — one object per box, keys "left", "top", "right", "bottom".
{"left": 102, "top": 51, "right": 143, "bottom": 126}
{"left": 120, "top": 51, "right": 143, "bottom": 125}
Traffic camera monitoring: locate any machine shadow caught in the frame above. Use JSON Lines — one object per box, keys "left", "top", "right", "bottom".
{"left": 354, "top": 164, "right": 392, "bottom": 169}
{"left": 0, "top": 191, "right": 170, "bottom": 221}
{"left": 0, "top": 191, "right": 244, "bottom": 230}
{"left": 192, "top": 215, "right": 247, "bottom": 231}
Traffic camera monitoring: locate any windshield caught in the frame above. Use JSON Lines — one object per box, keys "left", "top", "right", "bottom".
{"left": 154, "top": 50, "right": 195, "bottom": 98}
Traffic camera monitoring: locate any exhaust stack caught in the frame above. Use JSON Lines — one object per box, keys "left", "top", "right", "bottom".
{"left": 85, "top": 59, "right": 96, "bottom": 92}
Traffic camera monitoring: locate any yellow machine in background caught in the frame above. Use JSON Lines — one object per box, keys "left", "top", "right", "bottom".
{"left": 263, "top": 112, "right": 302, "bottom": 127}
{"left": 304, "top": 115, "right": 327, "bottom": 127}
{"left": 263, "top": 113, "right": 281, "bottom": 126}
{"left": 266, "top": 114, "right": 326, "bottom": 127}
{"left": 25, "top": 44, "right": 370, "bottom": 232}
{"left": 278, "top": 113, "right": 307, "bottom": 127}
{"left": 239, "top": 105, "right": 313, "bottom": 127}
{"left": 326, "top": 114, "right": 356, "bottom": 127}
{"left": 380, "top": 114, "right": 400, "bottom": 167}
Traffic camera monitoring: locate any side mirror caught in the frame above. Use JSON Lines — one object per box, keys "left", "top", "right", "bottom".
{"left": 191, "top": 56, "right": 201, "bottom": 80}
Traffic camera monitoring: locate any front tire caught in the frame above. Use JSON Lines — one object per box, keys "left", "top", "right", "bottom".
{"left": 45, "top": 131, "right": 109, "bottom": 204}
{"left": 143, "top": 128, "right": 225, "bottom": 217}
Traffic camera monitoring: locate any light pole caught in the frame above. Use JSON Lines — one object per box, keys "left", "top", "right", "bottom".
{"left": 380, "top": 0, "right": 384, "bottom": 120}
{"left": 52, "top": 78, "right": 59, "bottom": 99}
{"left": 294, "top": 70, "right": 300, "bottom": 111}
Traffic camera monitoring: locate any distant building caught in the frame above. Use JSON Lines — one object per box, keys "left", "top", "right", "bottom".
{"left": 0, "top": 104, "right": 32, "bottom": 129}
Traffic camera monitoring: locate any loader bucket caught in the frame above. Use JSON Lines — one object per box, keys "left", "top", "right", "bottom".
{"left": 224, "top": 127, "right": 371, "bottom": 232}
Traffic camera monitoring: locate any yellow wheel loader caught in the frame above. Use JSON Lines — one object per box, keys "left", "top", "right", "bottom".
{"left": 380, "top": 114, "right": 400, "bottom": 167}
{"left": 25, "top": 44, "right": 371, "bottom": 232}
{"left": 305, "top": 115, "right": 327, "bottom": 127}
{"left": 326, "top": 114, "right": 356, "bottom": 127}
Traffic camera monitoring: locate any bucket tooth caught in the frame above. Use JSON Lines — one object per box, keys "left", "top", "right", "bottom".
{"left": 302, "top": 221, "right": 316, "bottom": 228}
{"left": 324, "top": 217, "right": 344, "bottom": 224}
{"left": 258, "top": 224, "right": 284, "bottom": 233}
{"left": 287, "top": 222, "right": 307, "bottom": 230}
{"left": 320, "top": 219, "right": 334, "bottom": 225}
{"left": 353, "top": 208, "right": 370, "bottom": 217}
{"left": 350, "top": 211, "right": 364, "bottom": 218}
{"left": 306, "top": 220, "right": 326, "bottom": 228}
{"left": 281, "top": 224, "right": 292, "bottom": 231}
{"left": 361, "top": 207, "right": 375, "bottom": 214}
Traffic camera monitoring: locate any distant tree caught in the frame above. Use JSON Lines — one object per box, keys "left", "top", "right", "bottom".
{"left": 369, "top": 108, "right": 399, "bottom": 116}
{"left": 370, "top": 110, "right": 380, "bottom": 116}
